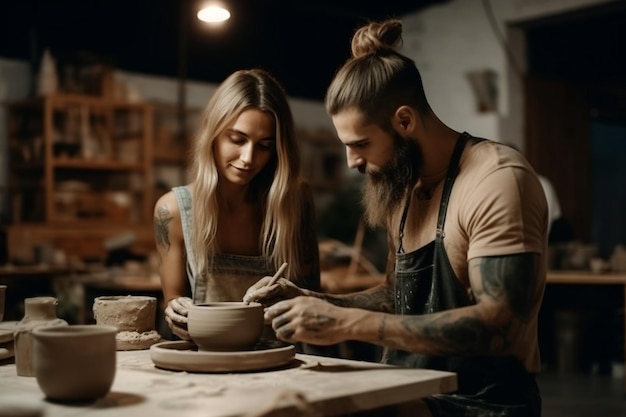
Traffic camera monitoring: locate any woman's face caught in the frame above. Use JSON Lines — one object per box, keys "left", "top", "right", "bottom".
{"left": 213, "top": 108, "right": 276, "bottom": 186}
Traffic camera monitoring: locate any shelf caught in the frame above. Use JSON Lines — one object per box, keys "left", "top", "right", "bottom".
{"left": 150, "top": 102, "right": 199, "bottom": 190}
{"left": 52, "top": 159, "right": 147, "bottom": 171}
{"left": 7, "top": 93, "right": 154, "bottom": 225}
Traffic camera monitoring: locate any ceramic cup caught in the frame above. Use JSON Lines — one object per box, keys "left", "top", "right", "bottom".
{"left": 32, "top": 325, "right": 117, "bottom": 402}
{"left": 187, "top": 302, "right": 264, "bottom": 351}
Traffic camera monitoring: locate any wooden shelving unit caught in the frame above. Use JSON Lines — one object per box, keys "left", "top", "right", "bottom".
{"left": 3, "top": 94, "right": 156, "bottom": 262}
{"left": 150, "top": 101, "right": 201, "bottom": 203}
{"left": 7, "top": 93, "right": 154, "bottom": 225}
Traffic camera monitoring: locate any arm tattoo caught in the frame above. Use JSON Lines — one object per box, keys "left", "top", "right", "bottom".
{"left": 394, "top": 253, "right": 539, "bottom": 355}
{"left": 396, "top": 311, "right": 507, "bottom": 355}
{"left": 474, "top": 253, "right": 538, "bottom": 321}
{"left": 415, "top": 314, "right": 507, "bottom": 355}
{"left": 154, "top": 206, "right": 173, "bottom": 251}
{"left": 319, "top": 285, "right": 395, "bottom": 312}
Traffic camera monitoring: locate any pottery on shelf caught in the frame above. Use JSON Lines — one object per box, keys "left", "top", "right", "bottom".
{"left": 92, "top": 295, "right": 161, "bottom": 350}
{"left": 32, "top": 325, "right": 117, "bottom": 402}
{"left": 14, "top": 297, "right": 68, "bottom": 377}
{"left": 37, "top": 49, "right": 58, "bottom": 96}
{"left": 187, "top": 302, "right": 264, "bottom": 351}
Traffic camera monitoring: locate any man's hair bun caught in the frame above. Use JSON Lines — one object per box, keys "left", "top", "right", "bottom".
{"left": 351, "top": 19, "right": 403, "bottom": 58}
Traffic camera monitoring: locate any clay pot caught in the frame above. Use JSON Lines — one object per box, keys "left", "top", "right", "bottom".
{"left": 92, "top": 295, "right": 156, "bottom": 332}
{"left": 187, "top": 302, "right": 263, "bottom": 351}
{"left": 32, "top": 325, "right": 117, "bottom": 402}
{"left": 92, "top": 295, "right": 161, "bottom": 351}
{"left": 14, "top": 297, "right": 68, "bottom": 376}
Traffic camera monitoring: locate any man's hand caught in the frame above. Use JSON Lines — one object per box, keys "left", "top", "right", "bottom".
{"left": 164, "top": 296, "right": 193, "bottom": 340}
{"left": 264, "top": 296, "right": 347, "bottom": 345}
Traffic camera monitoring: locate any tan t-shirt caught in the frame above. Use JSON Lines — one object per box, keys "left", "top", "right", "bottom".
{"left": 388, "top": 139, "right": 548, "bottom": 373}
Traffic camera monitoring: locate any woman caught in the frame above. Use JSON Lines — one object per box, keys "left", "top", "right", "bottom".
{"left": 153, "top": 69, "right": 321, "bottom": 340}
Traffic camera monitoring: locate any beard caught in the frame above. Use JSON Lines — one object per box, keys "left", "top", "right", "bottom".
{"left": 361, "top": 131, "right": 422, "bottom": 228}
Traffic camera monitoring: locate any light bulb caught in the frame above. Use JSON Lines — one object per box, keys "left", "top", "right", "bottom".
{"left": 197, "top": 5, "right": 231, "bottom": 23}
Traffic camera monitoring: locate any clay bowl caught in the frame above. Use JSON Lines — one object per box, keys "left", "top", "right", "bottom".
{"left": 32, "top": 325, "right": 117, "bottom": 402}
{"left": 187, "top": 302, "right": 264, "bottom": 351}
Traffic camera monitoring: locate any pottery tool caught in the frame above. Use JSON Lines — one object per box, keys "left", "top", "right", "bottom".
{"left": 267, "top": 262, "right": 288, "bottom": 286}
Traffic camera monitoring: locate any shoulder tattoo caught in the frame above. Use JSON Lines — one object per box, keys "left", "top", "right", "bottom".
{"left": 154, "top": 206, "right": 173, "bottom": 251}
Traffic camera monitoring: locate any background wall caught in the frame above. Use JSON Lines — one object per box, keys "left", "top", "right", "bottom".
{"left": 0, "top": 0, "right": 613, "bottom": 222}
{"left": 0, "top": 58, "right": 335, "bottom": 221}
{"left": 400, "top": 0, "right": 613, "bottom": 148}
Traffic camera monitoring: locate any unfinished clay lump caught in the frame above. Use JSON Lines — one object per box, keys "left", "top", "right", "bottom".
{"left": 92, "top": 295, "right": 160, "bottom": 350}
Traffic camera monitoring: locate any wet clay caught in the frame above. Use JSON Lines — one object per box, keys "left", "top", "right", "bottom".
{"left": 92, "top": 296, "right": 161, "bottom": 350}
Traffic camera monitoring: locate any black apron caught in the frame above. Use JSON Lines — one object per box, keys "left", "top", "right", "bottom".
{"left": 382, "top": 133, "right": 541, "bottom": 416}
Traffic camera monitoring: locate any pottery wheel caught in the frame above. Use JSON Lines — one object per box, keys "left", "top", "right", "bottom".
{"left": 150, "top": 341, "right": 296, "bottom": 372}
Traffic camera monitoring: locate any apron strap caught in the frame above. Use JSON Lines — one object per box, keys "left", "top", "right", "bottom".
{"left": 397, "top": 132, "right": 471, "bottom": 253}
{"left": 436, "top": 132, "right": 471, "bottom": 241}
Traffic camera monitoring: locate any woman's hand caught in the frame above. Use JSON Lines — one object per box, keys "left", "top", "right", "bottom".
{"left": 242, "top": 276, "right": 303, "bottom": 306}
{"left": 164, "top": 296, "right": 193, "bottom": 340}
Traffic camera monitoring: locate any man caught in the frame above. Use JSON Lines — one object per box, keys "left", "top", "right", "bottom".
{"left": 244, "top": 19, "right": 547, "bottom": 416}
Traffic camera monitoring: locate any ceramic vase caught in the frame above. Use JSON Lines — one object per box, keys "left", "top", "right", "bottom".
{"left": 14, "top": 296, "right": 68, "bottom": 376}
{"left": 37, "top": 49, "right": 58, "bottom": 96}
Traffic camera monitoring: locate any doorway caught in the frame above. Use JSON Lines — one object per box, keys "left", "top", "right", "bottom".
{"left": 522, "top": 1, "right": 626, "bottom": 375}
{"left": 591, "top": 120, "right": 626, "bottom": 259}
{"left": 522, "top": 2, "right": 626, "bottom": 249}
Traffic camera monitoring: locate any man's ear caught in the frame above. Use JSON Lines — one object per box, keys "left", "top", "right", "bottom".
{"left": 392, "top": 105, "right": 416, "bottom": 135}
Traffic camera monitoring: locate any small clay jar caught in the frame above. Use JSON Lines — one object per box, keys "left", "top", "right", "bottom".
{"left": 14, "top": 297, "right": 68, "bottom": 376}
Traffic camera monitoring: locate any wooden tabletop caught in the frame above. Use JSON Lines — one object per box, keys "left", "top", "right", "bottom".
{"left": 0, "top": 348, "right": 457, "bottom": 416}
{"left": 547, "top": 270, "right": 626, "bottom": 285}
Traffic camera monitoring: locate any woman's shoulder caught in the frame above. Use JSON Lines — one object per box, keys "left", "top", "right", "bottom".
{"left": 154, "top": 189, "right": 182, "bottom": 218}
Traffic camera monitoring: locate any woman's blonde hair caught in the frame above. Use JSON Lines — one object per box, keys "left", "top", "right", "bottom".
{"left": 189, "top": 69, "right": 305, "bottom": 278}
{"left": 325, "top": 19, "right": 431, "bottom": 129}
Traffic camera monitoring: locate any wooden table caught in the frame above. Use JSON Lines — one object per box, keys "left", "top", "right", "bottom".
{"left": 0, "top": 349, "right": 457, "bottom": 417}
{"left": 546, "top": 270, "right": 626, "bottom": 392}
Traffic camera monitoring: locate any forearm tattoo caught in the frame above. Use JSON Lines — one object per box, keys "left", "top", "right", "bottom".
{"left": 397, "top": 253, "right": 539, "bottom": 356}
{"left": 411, "top": 312, "right": 507, "bottom": 355}
{"left": 154, "top": 206, "right": 173, "bottom": 252}
{"left": 320, "top": 285, "right": 395, "bottom": 312}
